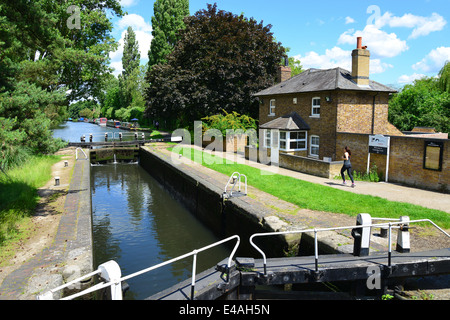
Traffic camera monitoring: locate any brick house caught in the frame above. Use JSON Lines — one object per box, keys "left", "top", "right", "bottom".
{"left": 254, "top": 37, "right": 402, "bottom": 162}
{"left": 250, "top": 37, "right": 449, "bottom": 192}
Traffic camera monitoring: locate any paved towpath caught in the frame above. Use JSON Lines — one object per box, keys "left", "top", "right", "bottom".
{"left": 0, "top": 148, "right": 92, "bottom": 300}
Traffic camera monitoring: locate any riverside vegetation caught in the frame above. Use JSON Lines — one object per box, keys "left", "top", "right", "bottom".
{"left": 0, "top": 156, "right": 62, "bottom": 258}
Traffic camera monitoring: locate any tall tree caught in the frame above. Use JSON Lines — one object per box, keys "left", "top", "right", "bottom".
{"left": 122, "top": 26, "right": 141, "bottom": 79}
{"left": 119, "top": 26, "right": 141, "bottom": 108}
{"left": 148, "top": 0, "right": 189, "bottom": 68}
{"left": 145, "top": 4, "right": 286, "bottom": 128}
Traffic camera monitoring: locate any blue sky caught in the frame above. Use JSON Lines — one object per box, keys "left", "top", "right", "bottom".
{"left": 111, "top": 0, "right": 450, "bottom": 87}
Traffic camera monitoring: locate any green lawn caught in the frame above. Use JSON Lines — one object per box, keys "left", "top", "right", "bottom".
{"left": 170, "top": 146, "right": 450, "bottom": 229}
{"left": 0, "top": 155, "right": 62, "bottom": 246}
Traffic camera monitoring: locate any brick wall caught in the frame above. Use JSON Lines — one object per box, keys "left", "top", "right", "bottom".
{"left": 244, "top": 146, "right": 342, "bottom": 179}
{"left": 337, "top": 132, "right": 449, "bottom": 192}
{"left": 336, "top": 91, "right": 402, "bottom": 136}
{"left": 279, "top": 153, "right": 343, "bottom": 179}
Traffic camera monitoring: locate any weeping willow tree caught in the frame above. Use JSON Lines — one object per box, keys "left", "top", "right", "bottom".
{"left": 439, "top": 61, "right": 450, "bottom": 93}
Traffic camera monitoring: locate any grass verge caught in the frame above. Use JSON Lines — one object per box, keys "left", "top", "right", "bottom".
{"left": 170, "top": 146, "right": 449, "bottom": 229}
{"left": 0, "top": 155, "right": 62, "bottom": 247}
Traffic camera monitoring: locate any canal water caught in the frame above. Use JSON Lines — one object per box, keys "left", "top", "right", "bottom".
{"left": 53, "top": 120, "right": 147, "bottom": 142}
{"left": 53, "top": 122, "right": 230, "bottom": 300}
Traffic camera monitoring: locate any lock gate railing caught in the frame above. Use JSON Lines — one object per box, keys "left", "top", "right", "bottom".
{"left": 250, "top": 216, "right": 450, "bottom": 275}
{"left": 37, "top": 235, "right": 240, "bottom": 300}
{"left": 37, "top": 214, "right": 450, "bottom": 300}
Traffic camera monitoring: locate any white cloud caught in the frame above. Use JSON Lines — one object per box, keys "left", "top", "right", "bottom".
{"left": 412, "top": 47, "right": 450, "bottom": 73}
{"left": 117, "top": 14, "right": 152, "bottom": 32}
{"left": 397, "top": 73, "right": 427, "bottom": 84}
{"left": 134, "top": 30, "right": 153, "bottom": 58}
{"left": 370, "top": 60, "right": 394, "bottom": 74}
{"left": 119, "top": 0, "right": 138, "bottom": 7}
{"left": 345, "top": 16, "right": 355, "bottom": 24}
{"left": 295, "top": 46, "right": 392, "bottom": 74}
{"left": 110, "top": 14, "right": 153, "bottom": 76}
{"left": 374, "top": 12, "right": 446, "bottom": 39}
{"left": 338, "top": 25, "right": 408, "bottom": 58}
{"left": 295, "top": 47, "right": 351, "bottom": 71}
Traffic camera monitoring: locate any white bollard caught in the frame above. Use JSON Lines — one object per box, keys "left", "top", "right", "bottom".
{"left": 396, "top": 216, "right": 410, "bottom": 253}
{"left": 352, "top": 213, "right": 372, "bottom": 256}
{"left": 98, "top": 261, "right": 123, "bottom": 300}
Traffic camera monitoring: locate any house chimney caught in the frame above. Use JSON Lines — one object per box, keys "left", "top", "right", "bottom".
{"left": 277, "top": 57, "right": 292, "bottom": 83}
{"left": 352, "top": 37, "right": 370, "bottom": 86}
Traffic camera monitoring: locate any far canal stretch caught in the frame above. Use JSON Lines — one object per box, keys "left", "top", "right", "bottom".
{"left": 53, "top": 121, "right": 150, "bottom": 142}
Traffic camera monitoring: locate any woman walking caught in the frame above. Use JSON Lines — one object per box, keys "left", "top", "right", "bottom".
{"left": 341, "top": 146, "right": 355, "bottom": 187}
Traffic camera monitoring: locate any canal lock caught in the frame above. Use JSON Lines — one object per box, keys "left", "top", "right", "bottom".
{"left": 90, "top": 147, "right": 140, "bottom": 165}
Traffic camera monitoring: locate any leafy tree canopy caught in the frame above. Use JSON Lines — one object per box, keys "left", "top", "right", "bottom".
{"left": 0, "top": 0, "right": 124, "bottom": 169}
{"left": 202, "top": 110, "right": 258, "bottom": 137}
{"left": 145, "top": 4, "right": 286, "bottom": 129}
{"left": 389, "top": 75, "right": 450, "bottom": 133}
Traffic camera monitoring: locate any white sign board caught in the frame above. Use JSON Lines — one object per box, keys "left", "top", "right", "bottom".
{"left": 369, "top": 135, "right": 390, "bottom": 155}
{"left": 369, "top": 135, "right": 389, "bottom": 148}
{"left": 367, "top": 135, "right": 391, "bottom": 182}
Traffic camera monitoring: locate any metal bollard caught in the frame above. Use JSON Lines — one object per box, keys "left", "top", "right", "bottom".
{"left": 55, "top": 176, "right": 60, "bottom": 186}
{"left": 396, "top": 216, "right": 410, "bottom": 253}
{"left": 98, "top": 261, "right": 123, "bottom": 300}
{"left": 64, "top": 160, "right": 68, "bottom": 167}
{"left": 351, "top": 213, "right": 372, "bottom": 256}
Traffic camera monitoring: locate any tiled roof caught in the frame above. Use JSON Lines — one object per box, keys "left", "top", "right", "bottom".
{"left": 260, "top": 112, "right": 311, "bottom": 131}
{"left": 254, "top": 67, "right": 397, "bottom": 97}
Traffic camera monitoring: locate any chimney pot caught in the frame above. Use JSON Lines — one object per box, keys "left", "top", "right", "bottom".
{"left": 357, "top": 37, "right": 362, "bottom": 49}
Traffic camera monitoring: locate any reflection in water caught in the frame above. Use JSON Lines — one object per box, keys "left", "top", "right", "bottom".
{"left": 91, "top": 163, "right": 229, "bottom": 300}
